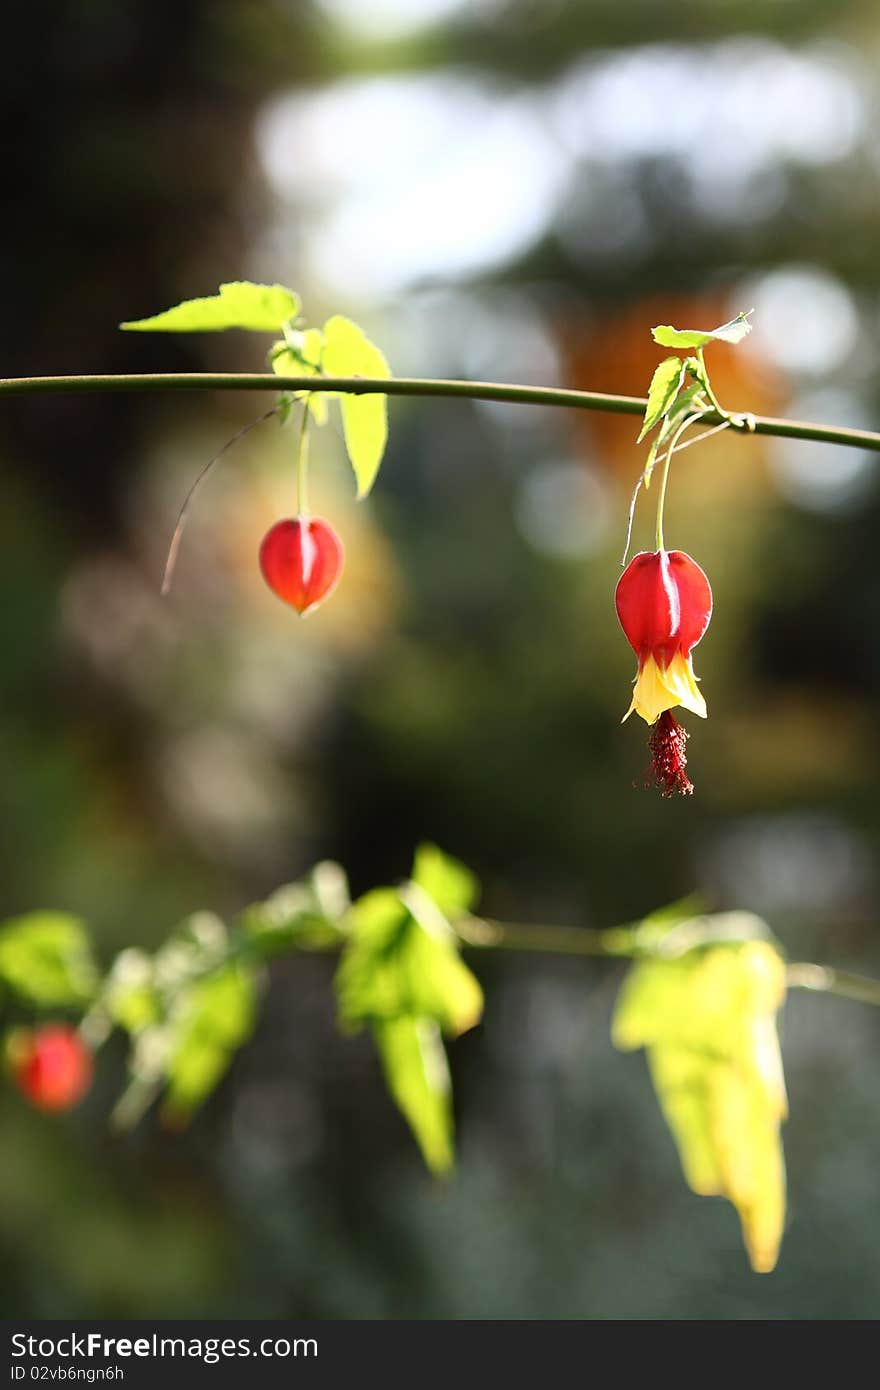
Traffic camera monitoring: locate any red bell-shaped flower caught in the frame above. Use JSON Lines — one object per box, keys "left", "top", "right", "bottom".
{"left": 11, "top": 1024, "right": 93, "bottom": 1112}
{"left": 616, "top": 549, "right": 712, "bottom": 725}
{"left": 259, "top": 516, "right": 344, "bottom": 615}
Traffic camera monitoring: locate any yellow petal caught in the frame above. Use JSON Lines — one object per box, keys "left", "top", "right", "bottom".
{"left": 623, "top": 652, "right": 707, "bottom": 724}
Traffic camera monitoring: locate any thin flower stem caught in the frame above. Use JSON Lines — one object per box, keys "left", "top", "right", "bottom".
{"left": 2, "top": 372, "right": 880, "bottom": 456}
{"left": 666, "top": 418, "right": 732, "bottom": 458}
{"left": 296, "top": 402, "right": 310, "bottom": 516}
{"left": 161, "top": 406, "right": 277, "bottom": 595}
{"left": 621, "top": 474, "right": 643, "bottom": 568}
{"left": 654, "top": 412, "right": 702, "bottom": 552}
{"left": 695, "top": 348, "right": 726, "bottom": 417}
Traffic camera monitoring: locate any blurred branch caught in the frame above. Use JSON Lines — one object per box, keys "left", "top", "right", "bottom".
{"left": 461, "top": 921, "right": 880, "bottom": 1009}
{"left": 457, "top": 909, "right": 770, "bottom": 960}
{"left": 786, "top": 963, "right": 880, "bottom": 1008}
{"left": 1, "top": 373, "right": 880, "bottom": 455}
{"left": 456, "top": 915, "right": 639, "bottom": 957}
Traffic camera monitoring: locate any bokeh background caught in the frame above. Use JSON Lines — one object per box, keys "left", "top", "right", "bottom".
{"left": 3, "top": 0, "right": 880, "bottom": 1319}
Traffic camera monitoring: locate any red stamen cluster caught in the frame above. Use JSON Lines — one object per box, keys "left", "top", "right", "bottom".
{"left": 644, "top": 711, "right": 694, "bottom": 798}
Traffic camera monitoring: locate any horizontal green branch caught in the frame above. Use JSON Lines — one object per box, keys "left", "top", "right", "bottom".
{"left": 459, "top": 917, "right": 880, "bottom": 1007}
{"left": 785, "top": 962, "right": 880, "bottom": 1008}
{"left": 1, "top": 372, "right": 879, "bottom": 455}
{"left": 458, "top": 915, "right": 638, "bottom": 957}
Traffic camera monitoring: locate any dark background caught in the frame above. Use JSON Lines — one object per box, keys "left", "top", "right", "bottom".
{"left": 2, "top": 0, "right": 879, "bottom": 1318}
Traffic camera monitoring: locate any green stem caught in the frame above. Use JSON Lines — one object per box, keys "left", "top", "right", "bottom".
{"left": 297, "top": 402, "right": 310, "bottom": 516}
{"left": 695, "top": 348, "right": 726, "bottom": 417}
{"left": 458, "top": 919, "right": 880, "bottom": 1008}
{"left": 786, "top": 962, "right": 880, "bottom": 1008}
{"left": 1, "top": 372, "right": 879, "bottom": 456}
{"left": 457, "top": 915, "right": 640, "bottom": 957}
{"left": 654, "top": 412, "right": 702, "bottom": 551}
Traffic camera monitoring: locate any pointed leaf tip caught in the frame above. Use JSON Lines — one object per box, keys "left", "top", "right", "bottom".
{"left": 374, "top": 1016, "right": 455, "bottom": 1175}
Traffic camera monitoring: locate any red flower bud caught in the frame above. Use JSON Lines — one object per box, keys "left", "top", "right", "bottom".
{"left": 259, "top": 517, "right": 344, "bottom": 615}
{"left": 615, "top": 549, "right": 712, "bottom": 725}
{"left": 11, "top": 1025, "right": 93, "bottom": 1112}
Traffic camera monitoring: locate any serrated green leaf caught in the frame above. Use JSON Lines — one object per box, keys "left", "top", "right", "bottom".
{"left": 335, "top": 888, "right": 483, "bottom": 1036}
{"left": 638, "top": 357, "right": 686, "bottom": 443}
{"left": 163, "top": 962, "right": 257, "bottom": 1116}
{"left": 374, "top": 1015, "right": 454, "bottom": 1174}
{"left": 651, "top": 310, "right": 753, "bottom": 351}
{"left": 0, "top": 912, "right": 98, "bottom": 1006}
{"left": 321, "top": 315, "right": 391, "bottom": 497}
{"left": 121, "top": 282, "right": 299, "bottom": 333}
{"left": 411, "top": 844, "right": 479, "bottom": 921}
{"left": 613, "top": 938, "right": 787, "bottom": 1273}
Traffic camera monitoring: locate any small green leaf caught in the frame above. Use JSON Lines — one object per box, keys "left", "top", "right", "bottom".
{"left": 411, "top": 844, "right": 479, "bottom": 921}
{"left": 336, "top": 888, "right": 483, "bottom": 1036}
{"left": 651, "top": 310, "right": 753, "bottom": 351}
{"left": 0, "top": 912, "right": 98, "bottom": 1006}
{"left": 638, "top": 357, "right": 686, "bottom": 443}
{"left": 163, "top": 962, "right": 257, "bottom": 1116}
{"left": 374, "top": 1015, "right": 454, "bottom": 1175}
{"left": 121, "top": 282, "right": 299, "bottom": 333}
{"left": 321, "top": 315, "right": 391, "bottom": 497}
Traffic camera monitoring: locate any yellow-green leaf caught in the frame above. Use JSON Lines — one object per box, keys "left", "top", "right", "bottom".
{"left": 163, "top": 962, "right": 257, "bottom": 1116}
{"left": 374, "top": 1015, "right": 454, "bottom": 1175}
{"left": 121, "top": 282, "right": 299, "bottom": 333}
{"left": 0, "top": 912, "right": 98, "bottom": 1006}
{"left": 335, "top": 888, "right": 483, "bottom": 1037}
{"left": 321, "top": 314, "right": 391, "bottom": 496}
{"left": 613, "top": 938, "right": 787, "bottom": 1273}
{"left": 638, "top": 357, "right": 685, "bottom": 443}
{"left": 411, "top": 843, "right": 479, "bottom": 921}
